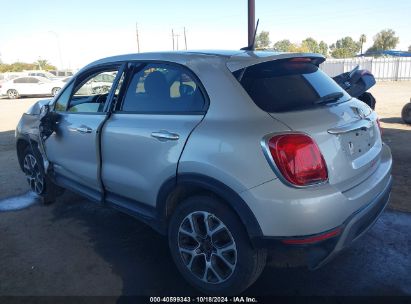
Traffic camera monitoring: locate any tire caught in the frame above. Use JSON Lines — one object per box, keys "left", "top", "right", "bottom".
{"left": 402, "top": 103, "right": 411, "bottom": 124}
{"left": 22, "top": 145, "right": 63, "bottom": 204}
{"left": 51, "top": 87, "right": 61, "bottom": 97}
{"left": 168, "top": 195, "right": 267, "bottom": 295}
{"left": 358, "top": 92, "right": 376, "bottom": 110}
{"left": 7, "top": 89, "right": 19, "bottom": 99}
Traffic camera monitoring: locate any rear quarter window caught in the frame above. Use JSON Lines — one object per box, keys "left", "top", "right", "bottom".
{"left": 234, "top": 59, "right": 350, "bottom": 112}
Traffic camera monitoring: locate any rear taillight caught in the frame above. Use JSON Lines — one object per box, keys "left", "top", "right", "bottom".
{"left": 266, "top": 133, "right": 328, "bottom": 186}
{"left": 376, "top": 118, "right": 383, "bottom": 136}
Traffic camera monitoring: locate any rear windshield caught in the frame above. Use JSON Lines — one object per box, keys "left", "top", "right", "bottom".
{"left": 233, "top": 59, "right": 350, "bottom": 112}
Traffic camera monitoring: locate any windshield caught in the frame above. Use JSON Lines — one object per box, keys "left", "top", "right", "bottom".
{"left": 234, "top": 59, "right": 350, "bottom": 112}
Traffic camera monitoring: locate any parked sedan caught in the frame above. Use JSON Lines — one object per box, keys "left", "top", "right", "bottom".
{"left": 0, "top": 76, "right": 65, "bottom": 99}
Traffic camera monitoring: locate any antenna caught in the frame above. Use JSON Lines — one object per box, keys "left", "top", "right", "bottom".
{"left": 136, "top": 23, "right": 140, "bottom": 53}
{"left": 241, "top": 19, "right": 259, "bottom": 51}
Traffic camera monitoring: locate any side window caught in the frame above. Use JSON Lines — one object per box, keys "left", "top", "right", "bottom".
{"left": 14, "top": 78, "right": 29, "bottom": 83}
{"left": 120, "top": 64, "right": 205, "bottom": 113}
{"left": 54, "top": 82, "right": 75, "bottom": 112}
{"left": 66, "top": 68, "right": 121, "bottom": 113}
{"left": 54, "top": 67, "right": 123, "bottom": 113}
{"left": 28, "top": 78, "right": 40, "bottom": 83}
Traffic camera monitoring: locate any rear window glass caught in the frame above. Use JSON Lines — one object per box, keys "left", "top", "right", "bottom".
{"left": 234, "top": 59, "right": 350, "bottom": 112}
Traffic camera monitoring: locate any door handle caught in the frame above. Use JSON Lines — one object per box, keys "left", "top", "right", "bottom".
{"left": 151, "top": 130, "right": 180, "bottom": 141}
{"left": 69, "top": 126, "right": 93, "bottom": 134}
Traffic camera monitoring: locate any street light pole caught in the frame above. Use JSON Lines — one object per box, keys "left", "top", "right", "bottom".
{"left": 48, "top": 31, "right": 63, "bottom": 70}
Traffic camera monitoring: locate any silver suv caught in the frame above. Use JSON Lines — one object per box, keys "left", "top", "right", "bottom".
{"left": 16, "top": 51, "right": 392, "bottom": 295}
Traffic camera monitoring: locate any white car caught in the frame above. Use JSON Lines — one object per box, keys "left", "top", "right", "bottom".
{"left": 0, "top": 76, "right": 64, "bottom": 99}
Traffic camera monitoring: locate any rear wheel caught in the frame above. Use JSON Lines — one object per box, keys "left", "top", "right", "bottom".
{"left": 168, "top": 195, "right": 266, "bottom": 295}
{"left": 51, "top": 87, "right": 61, "bottom": 96}
{"left": 402, "top": 103, "right": 411, "bottom": 124}
{"left": 358, "top": 92, "right": 376, "bottom": 110}
{"left": 7, "top": 89, "right": 19, "bottom": 99}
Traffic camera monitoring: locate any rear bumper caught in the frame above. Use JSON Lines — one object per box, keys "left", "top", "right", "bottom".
{"left": 311, "top": 175, "right": 392, "bottom": 269}
{"left": 252, "top": 175, "right": 392, "bottom": 269}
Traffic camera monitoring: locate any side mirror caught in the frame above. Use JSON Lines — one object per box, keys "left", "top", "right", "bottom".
{"left": 39, "top": 104, "right": 50, "bottom": 120}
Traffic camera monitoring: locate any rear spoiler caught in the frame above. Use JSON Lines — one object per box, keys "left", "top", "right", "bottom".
{"left": 226, "top": 52, "right": 325, "bottom": 72}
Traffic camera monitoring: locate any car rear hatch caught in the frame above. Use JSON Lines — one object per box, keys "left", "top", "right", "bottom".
{"left": 231, "top": 56, "right": 383, "bottom": 191}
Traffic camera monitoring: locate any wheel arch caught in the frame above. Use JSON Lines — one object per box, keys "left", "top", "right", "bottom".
{"left": 156, "top": 173, "right": 263, "bottom": 240}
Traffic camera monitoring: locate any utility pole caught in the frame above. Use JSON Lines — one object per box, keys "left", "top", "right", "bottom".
{"left": 248, "top": 0, "right": 255, "bottom": 46}
{"left": 136, "top": 23, "right": 140, "bottom": 53}
{"left": 183, "top": 27, "right": 187, "bottom": 50}
{"left": 172, "top": 29, "right": 175, "bottom": 50}
{"left": 175, "top": 33, "right": 180, "bottom": 50}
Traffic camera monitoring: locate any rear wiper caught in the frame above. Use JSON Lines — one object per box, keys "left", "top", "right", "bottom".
{"left": 314, "top": 92, "right": 344, "bottom": 105}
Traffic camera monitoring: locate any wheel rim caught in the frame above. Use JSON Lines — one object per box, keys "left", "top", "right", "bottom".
{"left": 178, "top": 211, "right": 237, "bottom": 284}
{"left": 8, "top": 90, "right": 17, "bottom": 99}
{"left": 23, "top": 153, "right": 44, "bottom": 194}
{"left": 52, "top": 88, "right": 60, "bottom": 96}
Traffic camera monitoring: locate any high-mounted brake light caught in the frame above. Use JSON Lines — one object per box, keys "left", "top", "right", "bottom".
{"left": 266, "top": 133, "right": 328, "bottom": 186}
{"left": 289, "top": 57, "right": 312, "bottom": 63}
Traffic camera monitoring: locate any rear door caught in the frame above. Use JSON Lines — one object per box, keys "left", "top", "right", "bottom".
{"left": 45, "top": 64, "right": 125, "bottom": 201}
{"left": 101, "top": 62, "right": 207, "bottom": 209}
{"left": 236, "top": 59, "right": 382, "bottom": 191}
{"left": 28, "top": 77, "right": 50, "bottom": 95}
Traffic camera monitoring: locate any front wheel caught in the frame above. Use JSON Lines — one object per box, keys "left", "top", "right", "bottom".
{"left": 168, "top": 196, "right": 266, "bottom": 295}
{"left": 22, "top": 145, "right": 63, "bottom": 204}
{"left": 22, "top": 146, "right": 46, "bottom": 195}
{"left": 402, "top": 103, "right": 411, "bottom": 124}
{"left": 7, "top": 89, "right": 19, "bottom": 99}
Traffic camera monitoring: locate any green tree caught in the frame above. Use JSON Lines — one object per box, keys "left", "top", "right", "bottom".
{"left": 272, "top": 39, "right": 292, "bottom": 52}
{"left": 0, "top": 60, "right": 56, "bottom": 73}
{"left": 35, "top": 59, "right": 56, "bottom": 71}
{"left": 255, "top": 31, "right": 271, "bottom": 49}
{"left": 368, "top": 29, "right": 399, "bottom": 52}
{"left": 288, "top": 43, "right": 309, "bottom": 53}
{"left": 301, "top": 37, "right": 320, "bottom": 53}
{"left": 318, "top": 41, "right": 328, "bottom": 57}
{"left": 359, "top": 34, "right": 367, "bottom": 55}
{"left": 330, "top": 37, "right": 361, "bottom": 58}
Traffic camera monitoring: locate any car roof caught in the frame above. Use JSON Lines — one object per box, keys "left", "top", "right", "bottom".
{"left": 82, "top": 50, "right": 325, "bottom": 73}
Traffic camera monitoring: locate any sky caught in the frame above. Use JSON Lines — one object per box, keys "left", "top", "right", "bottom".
{"left": 0, "top": 0, "right": 410, "bottom": 70}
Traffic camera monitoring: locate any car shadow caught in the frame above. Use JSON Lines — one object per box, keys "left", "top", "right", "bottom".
{"left": 50, "top": 191, "right": 197, "bottom": 296}
{"left": 379, "top": 117, "right": 406, "bottom": 124}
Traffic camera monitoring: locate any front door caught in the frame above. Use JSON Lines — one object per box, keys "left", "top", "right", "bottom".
{"left": 45, "top": 64, "right": 125, "bottom": 201}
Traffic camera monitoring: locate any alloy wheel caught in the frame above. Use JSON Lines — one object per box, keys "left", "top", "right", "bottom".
{"left": 23, "top": 153, "right": 44, "bottom": 194}
{"left": 8, "top": 89, "right": 18, "bottom": 99}
{"left": 178, "top": 211, "right": 237, "bottom": 284}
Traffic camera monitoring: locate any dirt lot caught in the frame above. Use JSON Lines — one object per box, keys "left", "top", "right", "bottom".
{"left": 1, "top": 81, "right": 411, "bottom": 210}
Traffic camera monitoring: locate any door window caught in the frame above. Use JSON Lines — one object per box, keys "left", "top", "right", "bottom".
{"left": 54, "top": 67, "right": 122, "bottom": 113}
{"left": 120, "top": 64, "right": 205, "bottom": 113}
